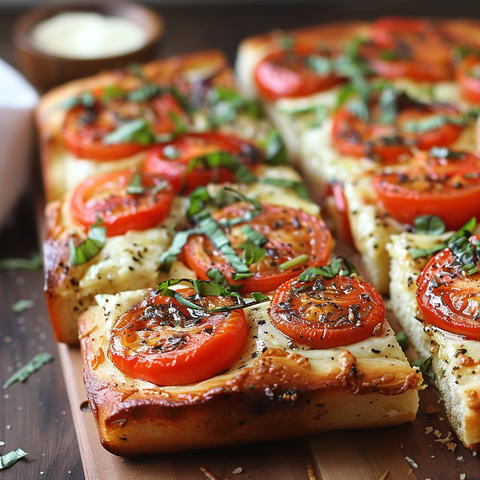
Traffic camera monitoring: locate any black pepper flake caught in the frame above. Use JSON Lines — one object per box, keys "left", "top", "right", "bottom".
{"left": 371, "top": 349, "right": 381, "bottom": 354}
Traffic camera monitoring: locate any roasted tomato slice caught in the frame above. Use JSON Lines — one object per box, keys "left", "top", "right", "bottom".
{"left": 360, "top": 17, "right": 453, "bottom": 81}
{"left": 183, "top": 203, "right": 332, "bottom": 293}
{"left": 331, "top": 96, "right": 464, "bottom": 164}
{"left": 71, "top": 169, "right": 175, "bottom": 237}
{"left": 144, "top": 132, "right": 263, "bottom": 194}
{"left": 456, "top": 55, "right": 480, "bottom": 104}
{"left": 109, "top": 288, "right": 248, "bottom": 385}
{"left": 62, "top": 91, "right": 186, "bottom": 161}
{"left": 269, "top": 274, "right": 385, "bottom": 348}
{"left": 254, "top": 45, "right": 343, "bottom": 100}
{"left": 373, "top": 151, "right": 480, "bottom": 230}
{"left": 416, "top": 236, "right": 480, "bottom": 340}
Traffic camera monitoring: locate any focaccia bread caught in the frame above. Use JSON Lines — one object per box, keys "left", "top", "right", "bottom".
{"left": 79, "top": 285, "right": 422, "bottom": 456}
{"left": 44, "top": 164, "right": 321, "bottom": 345}
{"left": 388, "top": 231, "right": 480, "bottom": 450}
{"left": 37, "top": 49, "right": 274, "bottom": 202}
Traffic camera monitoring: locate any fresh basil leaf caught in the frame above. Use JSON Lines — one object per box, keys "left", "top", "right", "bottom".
{"left": 103, "top": 119, "right": 154, "bottom": 145}
{"left": 429, "top": 147, "right": 465, "bottom": 160}
{"left": 70, "top": 219, "right": 106, "bottom": 266}
{"left": 409, "top": 244, "right": 446, "bottom": 260}
{"left": 187, "top": 187, "right": 211, "bottom": 217}
{"left": 379, "top": 87, "right": 398, "bottom": 124}
{"left": 412, "top": 356, "right": 435, "bottom": 380}
{"left": 414, "top": 215, "right": 446, "bottom": 236}
{"left": 277, "top": 34, "right": 295, "bottom": 51}
{"left": 163, "top": 145, "right": 181, "bottom": 159}
{"left": 126, "top": 172, "right": 145, "bottom": 195}
{"left": 11, "top": 299, "right": 34, "bottom": 313}
{"left": 260, "top": 177, "right": 310, "bottom": 200}
{"left": 296, "top": 257, "right": 357, "bottom": 281}
{"left": 56, "top": 91, "right": 95, "bottom": 110}
{"left": 280, "top": 254, "right": 309, "bottom": 271}
{"left": 240, "top": 225, "right": 268, "bottom": 247}
{"left": 206, "top": 268, "right": 244, "bottom": 291}
{"left": 347, "top": 98, "right": 369, "bottom": 122}
{"left": 0, "top": 448, "right": 28, "bottom": 469}
{"left": 306, "top": 55, "right": 333, "bottom": 75}
{"left": 263, "top": 131, "right": 288, "bottom": 166}
{"left": 251, "top": 292, "right": 270, "bottom": 303}
{"left": 396, "top": 331, "right": 409, "bottom": 352}
{"left": 101, "top": 85, "right": 125, "bottom": 104}
{"left": 0, "top": 253, "right": 42, "bottom": 270}
{"left": 241, "top": 239, "right": 266, "bottom": 265}
{"left": 222, "top": 187, "right": 263, "bottom": 212}
{"left": 159, "top": 228, "right": 202, "bottom": 271}
{"left": 127, "top": 84, "right": 163, "bottom": 103}
{"left": 157, "top": 281, "right": 204, "bottom": 310}
{"left": 169, "top": 112, "right": 187, "bottom": 135}
{"left": 3, "top": 352, "right": 54, "bottom": 389}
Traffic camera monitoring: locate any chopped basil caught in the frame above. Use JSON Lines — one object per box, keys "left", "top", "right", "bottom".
{"left": 279, "top": 254, "right": 309, "bottom": 271}
{"left": 127, "top": 84, "right": 163, "bottom": 103}
{"left": 163, "top": 145, "right": 181, "bottom": 159}
{"left": 0, "top": 448, "right": 28, "bottom": 470}
{"left": 156, "top": 278, "right": 269, "bottom": 313}
{"left": 103, "top": 118, "right": 155, "bottom": 145}
{"left": 169, "top": 112, "right": 187, "bottom": 136}
{"left": 395, "top": 331, "right": 409, "bottom": 352}
{"left": 306, "top": 55, "right": 333, "bottom": 75}
{"left": 3, "top": 352, "right": 54, "bottom": 389}
{"left": 159, "top": 227, "right": 203, "bottom": 271}
{"left": 221, "top": 187, "right": 263, "bottom": 213}
{"left": 126, "top": 172, "right": 145, "bottom": 195}
{"left": 197, "top": 215, "right": 253, "bottom": 280}
{"left": 150, "top": 180, "right": 169, "bottom": 196}
{"left": 11, "top": 299, "right": 35, "bottom": 313}
{"left": 429, "top": 147, "right": 465, "bottom": 160}
{"left": 409, "top": 243, "right": 447, "bottom": 260}
{"left": 259, "top": 177, "right": 310, "bottom": 200}
{"left": 241, "top": 240, "right": 266, "bottom": 265}
{"left": 240, "top": 225, "right": 268, "bottom": 247}
{"left": 101, "top": 85, "right": 125, "bottom": 104}
{"left": 56, "top": 91, "right": 95, "bottom": 110}
{"left": 187, "top": 187, "right": 213, "bottom": 217}
{"left": 207, "top": 268, "right": 244, "bottom": 291}
{"left": 0, "top": 253, "right": 42, "bottom": 270}
{"left": 263, "top": 131, "right": 288, "bottom": 166}
{"left": 412, "top": 356, "right": 435, "bottom": 380}
{"left": 404, "top": 111, "right": 477, "bottom": 135}
{"left": 297, "top": 256, "right": 358, "bottom": 281}
{"left": 277, "top": 34, "right": 295, "bottom": 51}
{"left": 379, "top": 87, "right": 398, "bottom": 124}
{"left": 334, "top": 38, "right": 372, "bottom": 78}
{"left": 347, "top": 98, "right": 369, "bottom": 122}
{"left": 69, "top": 219, "right": 106, "bottom": 266}
{"left": 414, "top": 215, "right": 446, "bottom": 236}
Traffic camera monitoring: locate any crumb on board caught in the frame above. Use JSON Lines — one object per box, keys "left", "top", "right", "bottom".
{"left": 425, "top": 426, "right": 433, "bottom": 435}
{"left": 378, "top": 471, "right": 389, "bottom": 480}
{"left": 426, "top": 403, "right": 441, "bottom": 414}
{"left": 200, "top": 466, "right": 221, "bottom": 480}
{"left": 232, "top": 467, "right": 243, "bottom": 475}
{"left": 435, "top": 432, "right": 454, "bottom": 445}
{"left": 306, "top": 462, "right": 317, "bottom": 480}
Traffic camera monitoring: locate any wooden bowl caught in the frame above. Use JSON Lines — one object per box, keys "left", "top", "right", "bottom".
{"left": 13, "top": 1, "right": 164, "bottom": 92}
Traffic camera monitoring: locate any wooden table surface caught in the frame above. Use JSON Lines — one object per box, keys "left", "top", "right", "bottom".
{"left": 1, "top": 2, "right": 480, "bottom": 479}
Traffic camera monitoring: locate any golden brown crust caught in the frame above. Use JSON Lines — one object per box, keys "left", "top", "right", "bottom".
{"left": 80, "top": 302, "right": 421, "bottom": 456}
{"left": 36, "top": 49, "right": 232, "bottom": 202}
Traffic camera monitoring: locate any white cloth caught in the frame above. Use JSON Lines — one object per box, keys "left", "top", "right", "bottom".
{"left": 0, "top": 58, "right": 38, "bottom": 228}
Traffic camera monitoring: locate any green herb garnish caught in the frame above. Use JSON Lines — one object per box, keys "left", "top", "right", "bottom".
{"left": 3, "top": 352, "right": 54, "bottom": 389}
{"left": 103, "top": 118, "right": 155, "bottom": 146}
{"left": 56, "top": 91, "right": 95, "bottom": 110}
{"left": 414, "top": 215, "right": 446, "bottom": 236}
{"left": 126, "top": 172, "right": 145, "bottom": 195}
{"left": 297, "top": 256, "right": 358, "bottom": 281}
{"left": 379, "top": 87, "right": 398, "bottom": 124}
{"left": 279, "top": 254, "right": 309, "bottom": 271}
{"left": 69, "top": 218, "right": 106, "bottom": 266}
{"left": 0, "top": 448, "right": 28, "bottom": 470}
{"left": 412, "top": 356, "right": 435, "bottom": 380}
{"left": 11, "top": 299, "right": 35, "bottom": 313}
{"left": 395, "top": 331, "right": 409, "bottom": 352}
{"left": 429, "top": 147, "right": 466, "bottom": 160}
{"left": 263, "top": 131, "right": 288, "bottom": 166}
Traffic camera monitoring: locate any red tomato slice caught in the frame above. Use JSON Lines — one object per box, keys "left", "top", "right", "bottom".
{"left": 183, "top": 203, "right": 332, "bottom": 293}
{"left": 361, "top": 17, "right": 453, "bottom": 81}
{"left": 331, "top": 99, "right": 464, "bottom": 164}
{"left": 456, "top": 55, "right": 480, "bottom": 104}
{"left": 109, "top": 288, "right": 248, "bottom": 385}
{"left": 373, "top": 152, "right": 480, "bottom": 230}
{"left": 254, "top": 45, "right": 343, "bottom": 100}
{"left": 71, "top": 169, "right": 175, "bottom": 237}
{"left": 62, "top": 92, "right": 186, "bottom": 161}
{"left": 144, "top": 133, "right": 262, "bottom": 194}
{"left": 330, "top": 182, "right": 354, "bottom": 244}
{"left": 269, "top": 274, "right": 385, "bottom": 348}
{"left": 416, "top": 237, "right": 480, "bottom": 340}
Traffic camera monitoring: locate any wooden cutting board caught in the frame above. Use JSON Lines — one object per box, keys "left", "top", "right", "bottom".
{"left": 57, "top": 335, "right": 480, "bottom": 480}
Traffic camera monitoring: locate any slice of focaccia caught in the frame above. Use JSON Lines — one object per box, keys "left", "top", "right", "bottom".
{"left": 79, "top": 276, "right": 422, "bottom": 456}
{"left": 44, "top": 164, "right": 321, "bottom": 345}
{"left": 37, "top": 49, "right": 275, "bottom": 202}
{"left": 388, "top": 230, "right": 480, "bottom": 450}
